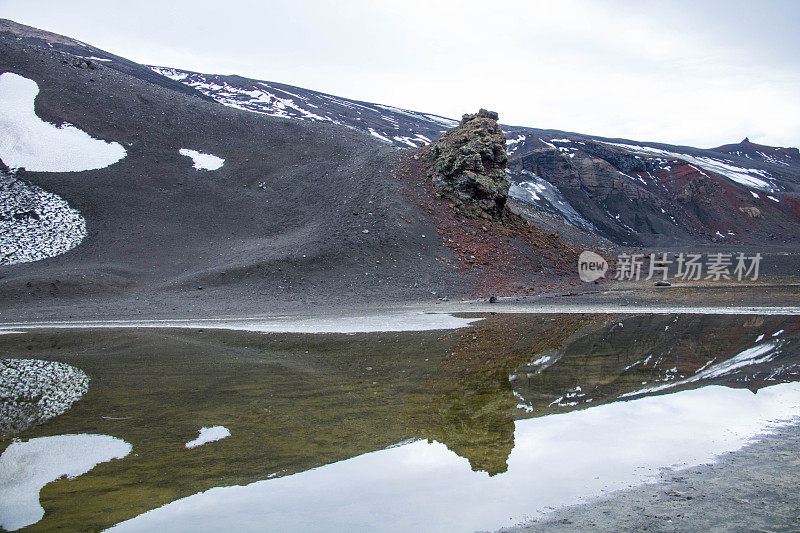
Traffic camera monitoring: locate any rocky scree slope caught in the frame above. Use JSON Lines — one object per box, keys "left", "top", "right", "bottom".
{"left": 147, "top": 61, "right": 800, "bottom": 247}
{"left": 1, "top": 19, "right": 799, "bottom": 320}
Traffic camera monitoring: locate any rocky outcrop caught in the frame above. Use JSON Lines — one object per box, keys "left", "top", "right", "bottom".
{"left": 577, "top": 141, "right": 660, "bottom": 174}
{"left": 426, "top": 109, "right": 510, "bottom": 219}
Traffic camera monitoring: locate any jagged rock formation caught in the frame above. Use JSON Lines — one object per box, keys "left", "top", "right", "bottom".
{"left": 426, "top": 109, "right": 510, "bottom": 219}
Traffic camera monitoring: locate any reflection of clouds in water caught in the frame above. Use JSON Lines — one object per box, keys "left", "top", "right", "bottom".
{"left": 0, "top": 434, "right": 131, "bottom": 531}
{"left": 109, "top": 382, "right": 800, "bottom": 533}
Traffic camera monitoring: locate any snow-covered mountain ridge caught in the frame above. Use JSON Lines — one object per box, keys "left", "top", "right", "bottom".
{"left": 3, "top": 16, "right": 800, "bottom": 250}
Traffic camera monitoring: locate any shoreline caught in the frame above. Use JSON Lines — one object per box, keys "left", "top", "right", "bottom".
{"left": 1, "top": 302, "right": 800, "bottom": 335}
{"left": 505, "top": 420, "right": 800, "bottom": 532}
{"left": 0, "top": 310, "right": 484, "bottom": 334}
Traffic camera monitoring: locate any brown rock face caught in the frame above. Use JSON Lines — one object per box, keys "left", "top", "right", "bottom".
{"left": 426, "top": 109, "right": 510, "bottom": 219}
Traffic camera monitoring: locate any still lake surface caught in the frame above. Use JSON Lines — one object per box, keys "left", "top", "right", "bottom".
{"left": 1, "top": 313, "right": 799, "bottom": 531}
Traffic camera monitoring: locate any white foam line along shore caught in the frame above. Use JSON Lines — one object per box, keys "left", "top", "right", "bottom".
{"left": 0, "top": 312, "right": 484, "bottom": 334}
{"left": 1, "top": 305, "right": 800, "bottom": 336}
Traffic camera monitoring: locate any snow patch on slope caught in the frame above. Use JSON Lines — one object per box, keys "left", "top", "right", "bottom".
{"left": 509, "top": 170, "right": 596, "bottom": 231}
{"left": 148, "top": 67, "right": 453, "bottom": 148}
{"left": 179, "top": 149, "right": 224, "bottom": 171}
{"left": 0, "top": 72, "right": 126, "bottom": 172}
{"left": 603, "top": 141, "right": 775, "bottom": 191}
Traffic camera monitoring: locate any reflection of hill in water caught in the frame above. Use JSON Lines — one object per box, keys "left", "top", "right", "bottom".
{"left": 404, "top": 314, "right": 800, "bottom": 476}
{"left": 0, "top": 314, "right": 798, "bottom": 529}
{"left": 510, "top": 314, "right": 800, "bottom": 415}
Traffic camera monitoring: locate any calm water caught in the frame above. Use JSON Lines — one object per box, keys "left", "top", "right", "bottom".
{"left": 1, "top": 313, "right": 800, "bottom": 532}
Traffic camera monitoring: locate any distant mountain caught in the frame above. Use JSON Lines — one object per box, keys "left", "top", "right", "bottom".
{"left": 712, "top": 137, "right": 800, "bottom": 167}
{"left": 500, "top": 133, "right": 800, "bottom": 246}
{"left": 147, "top": 66, "right": 457, "bottom": 148}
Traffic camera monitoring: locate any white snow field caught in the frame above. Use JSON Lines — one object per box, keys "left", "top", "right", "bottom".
{"left": 0, "top": 434, "right": 131, "bottom": 531}
{"left": 178, "top": 148, "right": 224, "bottom": 171}
{"left": 0, "top": 172, "right": 86, "bottom": 265}
{"left": 185, "top": 426, "right": 231, "bottom": 449}
{"left": 0, "top": 72, "right": 126, "bottom": 172}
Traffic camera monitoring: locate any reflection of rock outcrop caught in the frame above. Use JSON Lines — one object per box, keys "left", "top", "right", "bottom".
{"left": 406, "top": 314, "right": 600, "bottom": 475}
{"left": 420, "top": 382, "right": 516, "bottom": 476}
{"left": 411, "top": 313, "right": 800, "bottom": 477}
{"left": 3, "top": 315, "right": 799, "bottom": 530}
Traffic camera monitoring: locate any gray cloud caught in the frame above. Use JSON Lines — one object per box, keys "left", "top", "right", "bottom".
{"left": 1, "top": 0, "right": 798, "bottom": 148}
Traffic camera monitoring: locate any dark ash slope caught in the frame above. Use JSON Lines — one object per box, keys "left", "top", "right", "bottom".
{"left": 0, "top": 26, "right": 478, "bottom": 321}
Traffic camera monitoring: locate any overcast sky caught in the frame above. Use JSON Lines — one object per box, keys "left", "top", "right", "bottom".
{"left": 2, "top": 0, "right": 799, "bottom": 148}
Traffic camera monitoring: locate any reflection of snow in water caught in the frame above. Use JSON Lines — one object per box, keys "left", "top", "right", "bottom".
{"left": 0, "top": 359, "right": 89, "bottom": 437}
{"left": 109, "top": 382, "right": 800, "bottom": 533}
{"left": 620, "top": 340, "right": 781, "bottom": 398}
{"left": 0, "top": 72, "right": 126, "bottom": 172}
{"left": 185, "top": 426, "right": 230, "bottom": 449}
{"left": 0, "top": 434, "right": 131, "bottom": 531}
